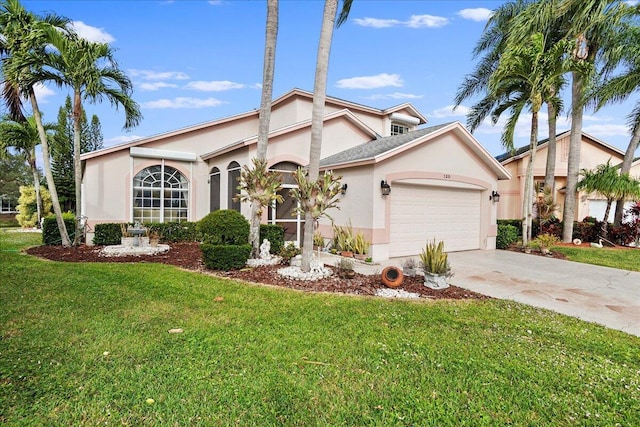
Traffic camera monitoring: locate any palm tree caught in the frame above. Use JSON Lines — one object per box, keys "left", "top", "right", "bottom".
{"left": 577, "top": 159, "right": 640, "bottom": 238}
{"left": 0, "top": 115, "right": 54, "bottom": 226}
{"left": 35, "top": 29, "right": 141, "bottom": 245}
{"left": 514, "top": 0, "right": 629, "bottom": 242}
{"left": 0, "top": 0, "right": 72, "bottom": 246}
{"left": 590, "top": 16, "right": 640, "bottom": 226}
{"left": 490, "top": 33, "right": 568, "bottom": 244}
{"left": 301, "top": 0, "right": 352, "bottom": 272}
{"left": 455, "top": 0, "right": 565, "bottom": 197}
{"left": 249, "top": 0, "right": 279, "bottom": 258}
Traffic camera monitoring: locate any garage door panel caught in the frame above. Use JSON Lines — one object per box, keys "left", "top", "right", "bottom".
{"left": 389, "top": 185, "right": 481, "bottom": 256}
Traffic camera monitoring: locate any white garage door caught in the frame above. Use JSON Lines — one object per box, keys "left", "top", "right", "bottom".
{"left": 389, "top": 184, "right": 482, "bottom": 257}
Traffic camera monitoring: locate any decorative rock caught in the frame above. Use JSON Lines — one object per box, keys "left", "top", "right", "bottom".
{"left": 375, "top": 288, "right": 420, "bottom": 299}
{"left": 101, "top": 244, "right": 170, "bottom": 257}
{"left": 278, "top": 264, "right": 332, "bottom": 281}
{"left": 290, "top": 254, "right": 302, "bottom": 268}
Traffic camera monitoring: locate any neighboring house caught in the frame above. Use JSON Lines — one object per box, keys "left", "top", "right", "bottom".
{"left": 81, "top": 88, "right": 510, "bottom": 261}
{"left": 0, "top": 194, "right": 17, "bottom": 213}
{"left": 496, "top": 131, "right": 640, "bottom": 222}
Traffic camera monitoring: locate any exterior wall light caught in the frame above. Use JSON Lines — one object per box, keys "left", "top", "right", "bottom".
{"left": 490, "top": 190, "right": 500, "bottom": 202}
{"left": 341, "top": 183, "right": 348, "bottom": 195}
{"left": 381, "top": 180, "right": 391, "bottom": 196}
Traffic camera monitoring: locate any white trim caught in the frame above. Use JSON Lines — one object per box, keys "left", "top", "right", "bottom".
{"left": 130, "top": 147, "right": 197, "bottom": 162}
{"left": 390, "top": 112, "right": 421, "bottom": 126}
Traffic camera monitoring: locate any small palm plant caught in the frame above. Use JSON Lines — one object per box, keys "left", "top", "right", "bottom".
{"left": 420, "top": 239, "right": 451, "bottom": 289}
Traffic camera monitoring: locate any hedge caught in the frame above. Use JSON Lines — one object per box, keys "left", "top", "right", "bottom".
{"left": 42, "top": 213, "right": 76, "bottom": 245}
{"left": 496, "top": 224, "right": 519, "bottom": 249}
{"left": 93, "top": 223, "right": 123, "bottom": 245}
{"left": 259, "top": 224, "right": 284, "bottom": 254}
{"left": 200, "top": 243, "right": 251, "bottom": 270}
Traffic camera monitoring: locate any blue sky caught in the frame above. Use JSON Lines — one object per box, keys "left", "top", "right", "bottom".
{"left": 21, "top": 0, "right": 640, "bottom": 158}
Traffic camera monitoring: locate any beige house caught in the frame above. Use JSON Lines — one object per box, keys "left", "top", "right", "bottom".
{"left": 81, "top": 88, "right": 510, "bottom": 261}
{"left": 496, "top": 131, "right": 640, "bottom": 222}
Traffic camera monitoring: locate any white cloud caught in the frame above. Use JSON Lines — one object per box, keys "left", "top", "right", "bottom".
{"left": 353, "top": 17, "right": 402, "bottom": 28}
{"left": 583, "top": 123, "right": 631, "bottom": 137}
{"left": 32, "top": 83, "right": 56, "bottom": 103}
{"left": 142, "top": 97, "right": 226, "bottom": 109}
{"left": 406, "top": 14, "right": 449, "bottom": 28}
{"left": 69, "top": 21, "right": 115, "bottom": 43}
{"left": 138, "top": 82, "right": 178, "bottom": 91}
{"left": 129, "top": 69, "right": 190, "bottom": 81}
{"left": 457, "top": 8, "right": 493, "bottom": 22}
{"left": 431, "top": 105, "right": 468, "bottom": 118}
{"left": 353, "top": 15, "right": 448, "bottom": 28}
{"left": 184, "top": 80, "right": 245, "bottom": 91}
{"left": 336, "top": 73, "right": 403, "bottom": 89}
{"left": 208, "top": 0, "right": 223, "bottom": 4}
{"left": 365, "top": 92, "right": 423, "bottom": 100}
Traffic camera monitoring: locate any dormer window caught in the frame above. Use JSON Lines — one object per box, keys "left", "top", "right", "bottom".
{"left": 391, "top": 123, "right": 409, "bottom": 135}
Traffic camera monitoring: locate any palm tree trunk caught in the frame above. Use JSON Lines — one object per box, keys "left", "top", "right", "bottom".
{"left": 73, "top": 92, "right": 83, "bottom": 245}
{"left": 602, "top": 199, "right": 612, "bottom": 238}
{"left": 29, "top": 88, "right": 71, "bottom": 246}
{"left": 28, "top": 150, "right": 43, "bottom": 227}
{"left": 562, "top": 72, "right": 584, "bottom": 243}
{"left": 301, "top": 0, "right": 338, "bottom": 272}
{"left": 250, "top": 0, "right": 279, "bottom": 258}
{"left": 544, "top": 101, "right": 557, "bottom": 195}
{"left": 523, "top": 112, "right": 539, "bottom": 245}
{"left": 613, "top": 124, "right": 640, "bottom": 226}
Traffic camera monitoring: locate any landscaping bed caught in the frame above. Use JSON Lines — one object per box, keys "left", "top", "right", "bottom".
{"left": 25, "top": 242, "right": 490, "bottom": 300}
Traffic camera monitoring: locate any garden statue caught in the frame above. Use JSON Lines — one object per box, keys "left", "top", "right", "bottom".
{"left": 260, "top": 239, "right": 271, "bottom": 260}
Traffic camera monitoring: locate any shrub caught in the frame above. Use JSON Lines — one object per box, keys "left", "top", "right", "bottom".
{"left": 279, "top": 242, "right": 301, "bottom": 263}
{"left": 42, "top": 213, "right": 76, "bottom": 245}
{"left": 573, "top": 219, "right": 603, "bottom": 242}
{"left": 93, "top": 223, "right": 123, "bottom": 245}
{"left": 496, "top": 224, "right": 519, "bottom": 249}
{"left": 147, "top": 222, "right": 199, "bottom": 243}
{"left": 608, "top": 223, "right": 636, "bottom": 246}
{"left": 200, "top": 243, "right": 251, "bottom": 270}
{"left": 198, "top": 210, "right": 249, "bottom": 245}
{"left": 497, "top": 219, "right": 522, "bottom": 236}
{"left": 259, "top": 224, "right": 284, "bottom": 254}
{"left": 531, "top": 233, "right": 559, "bottom": 251}
{"left": 16, "top": 185, "right": 52, "bottom": 228}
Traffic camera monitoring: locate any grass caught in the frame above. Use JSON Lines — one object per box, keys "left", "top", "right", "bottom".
{"left": 553, "top": 245, "right": 640, "bottom": 271}
{"left": 1, "top": 230, "right": 639, "bottom": 426}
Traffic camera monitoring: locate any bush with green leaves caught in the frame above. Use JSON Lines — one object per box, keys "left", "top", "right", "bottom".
{"left": 496, "top": 224, "right": 519, "bottom": 249}
{"left": 93, "top": 223, "right": 123, "bottom": 245}
{"left": 42, "top": 213, "right": 76, "bottom": 245}
{"left": 497, "top": 219, "right": 522, "bottom": 236}
{"left": 146, "top": 222, "right": 199, "bottom": 243}
{"left": 198, "top": 210, "right": 249, "bottom": 245}
{"left": 278, "top": 242, "right": 301, "bottom": 263}
{"left": 200, "top": 243, "right": 251, "bottom": 270}
{"left": 259, "top": 224, "right": 284, "bottom": 254}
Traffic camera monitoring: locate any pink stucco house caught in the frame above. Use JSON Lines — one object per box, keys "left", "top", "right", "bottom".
{"left": 496, "top": 131, "right": 640, "bottom": 222}
{"left": 81, "top": 88, "right": 510, "bottom": 261}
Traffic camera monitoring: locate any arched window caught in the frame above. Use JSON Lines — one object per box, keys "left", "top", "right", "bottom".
{"left": 209, "top": 167, "right": 220, "bottom": 212}
{"left": 133, "top": 165, "right": 188, "bottom": 223}
{"left": 227, "top": 161, "right": 241, "bottom": 212}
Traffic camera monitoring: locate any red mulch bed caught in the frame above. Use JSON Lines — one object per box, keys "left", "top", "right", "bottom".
{"left": 25, "top": 243, "right": 490, "bottom": 301}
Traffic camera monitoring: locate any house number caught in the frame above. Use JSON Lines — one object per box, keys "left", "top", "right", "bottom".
{"left": 443, "top": 174, "right": 451, "bottom": 179}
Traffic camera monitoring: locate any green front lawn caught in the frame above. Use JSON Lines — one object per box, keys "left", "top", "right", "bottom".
{"left": 1, "top": 231, "right": 639, "bottom": 425}
{"left": 553, "top": 245, "right": 640, "bottom": 271}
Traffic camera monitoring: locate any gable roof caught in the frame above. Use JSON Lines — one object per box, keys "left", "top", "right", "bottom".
{"left": 273, "top": 88, "right": 428, "bottom": 125}
{"left": 82, "top": 88, "right": 427, "bottom": 162}
{"left": 200, "top": 109, "right": 379, "bottom": 161}
{"left": 320, "top": 121, "right": 511, "bottom": 180}
{"left": 496, "top": 131, "right": 625, "bottom": 164}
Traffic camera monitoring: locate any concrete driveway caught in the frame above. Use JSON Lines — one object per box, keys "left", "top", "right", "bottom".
{"left": 448, "top": 250, "right": 640, "bottom": 337}
{"left": 336, "top": 250, "right": 640, "bottom": 337}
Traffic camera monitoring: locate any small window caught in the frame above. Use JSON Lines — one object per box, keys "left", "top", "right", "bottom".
{"left": 391, "top": 123, "right": 409, "bottom": 135}
{"left": 227, "top": 161, "right": 241, "bottom": 212}
{"left": 209, "top": 167, "right": 220, "bottom": 212}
